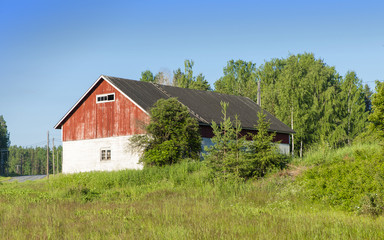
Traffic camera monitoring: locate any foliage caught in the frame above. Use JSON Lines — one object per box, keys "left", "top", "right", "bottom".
{"left": 0, "top": 115, "right": 10, "bottom": 175}
{"left": 173, "top": 59, "right": 211, "bottom": 90}
{"left": 334, "top": 71, "right": 368, "bottom": 145}
{"left": 214, "top": 59, "right": 258, "bottom": 99}
{"left": 154, "top": 71, "right": 172, "bottom": 85}
{"left": 0, "top": 115, "right": 10, "bottom": 149}
{"left": 7, "top": 145, "right": 63, "bottom": 175}
{"left": 368, "top": 80, "right": 384, "bottom": 137}
{"left": 205, "top": 102, "right": 288, "bottom": 179}
{"left": 296, "top": 142, "right": 384, "bottom": 212}
{"left": 244, "top": 112, "right": 290, "bottom": 178}
{"left": 139, "top": 70, "right": 155, "bottom": 82}
{"left": 204, "top": 102, "right": 245, "bottom": 179}
{"left": 214, "top": 54, "right": 370, "bottom": 155}
{"left": 359, "top": 193, "right": 384, "bottom": 216}
{"left": 140, "top": 60, "right": 211, "bottom": 90}
{"left": 140, "top": 70, "right": 172, "bottom": 85}
{"left": 131, "top": 98, "right": 201, "bottom": 166}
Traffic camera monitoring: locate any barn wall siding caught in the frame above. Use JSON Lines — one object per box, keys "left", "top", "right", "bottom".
{"left": 62, "top": 136, "right": 142, "bottom": 173}
{"left": 62, "top": 80, "right": 149, "bottom": 141}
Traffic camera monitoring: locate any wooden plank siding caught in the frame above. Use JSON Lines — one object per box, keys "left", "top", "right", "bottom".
{"left": 62, "top": 80, "right": 149, "bottom": 141}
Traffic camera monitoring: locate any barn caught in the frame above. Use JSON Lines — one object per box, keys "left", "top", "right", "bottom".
{"left": 54, "top": 75, "right": 295, "bottom": 173}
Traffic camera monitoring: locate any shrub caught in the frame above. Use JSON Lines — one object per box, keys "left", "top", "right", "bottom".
{"left": 297, "top": 143, "right": 384, "bottom": 213}
{"left": 130, "top": 98, "right": 201, "bottom": 166}
{"left": 358, "top": 193, "right": 384, "bottom": 216}
{"left": 205, "top": 102, "right": 288, "bottom": 180}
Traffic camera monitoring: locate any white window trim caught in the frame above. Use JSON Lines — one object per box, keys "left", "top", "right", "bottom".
{"left": 96, "top": 93, "right": 115, "bottom": 103}
{"left": 100, "top": 148, "right": 111, "bottom": 161}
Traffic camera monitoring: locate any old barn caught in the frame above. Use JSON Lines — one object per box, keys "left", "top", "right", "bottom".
{"left": 54, "top": 75, "right": 294, "bottom": 173}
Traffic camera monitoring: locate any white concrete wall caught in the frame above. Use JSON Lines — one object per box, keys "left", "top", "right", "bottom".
{"left": 201, "top": 137, "right": 290, "bottom": 155}
{"left": 278, "top": 143, "right": 290, "bottom": 155}
{"left": 63, "top": 136, "right": 143, "bottom": 173}
{"left": 63, "top": 136, "right": 291, "bottom": 173}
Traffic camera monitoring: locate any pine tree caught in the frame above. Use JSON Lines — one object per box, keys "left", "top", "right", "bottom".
{"left": 368, "top": 81, "right": 384, "bottom": 137}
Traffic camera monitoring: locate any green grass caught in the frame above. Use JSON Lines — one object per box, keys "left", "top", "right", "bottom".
{"left": 292, "top": 142, "right": 382, "bottom": 166}
{"left": 0, "top": 176, "right": 10, "bottom": 182}
{"left": 294, "top": 142, "right": 384, "bottom": 214}
{"left": 1, "top": 149, "right": 384, "bottom": 239}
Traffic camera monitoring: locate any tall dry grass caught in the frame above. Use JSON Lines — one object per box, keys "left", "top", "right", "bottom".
{"left": 1, "top": 158, "right": 384, "bottom": 239}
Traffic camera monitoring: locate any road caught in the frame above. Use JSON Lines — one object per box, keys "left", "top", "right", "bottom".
{"left": 7, "top": 175, "right": 47, "bottom": 183}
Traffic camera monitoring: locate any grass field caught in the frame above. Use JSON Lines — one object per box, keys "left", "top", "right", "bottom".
{"left": 0, "top": 176, "right": 10, "bottom": 182}
{"left": 1, "top": 145, "right": 384, "bottom": 239}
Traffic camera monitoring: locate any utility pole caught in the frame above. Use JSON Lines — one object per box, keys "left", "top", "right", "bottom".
{"left": 257, "top": 79, "right": 261, "bottom": 106}
{"left": 20, "top": 154, "right": 23, "bottom": 175}
{"left": 291, "top": 107, "right": 294, "bottom": 158}
{"left": 52, "top": 138, "right": 55, "bottom": 176}
{"left": 30, "top": 148, "right": 33, "bottom": 175}
{"left": 56, "top": 150, "right": 59, "bottom": 174}
{"left": 46, "top": 131, "right": 49, "bottom": 179}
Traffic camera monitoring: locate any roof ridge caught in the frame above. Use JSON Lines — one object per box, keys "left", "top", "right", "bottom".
{"left": 151, "top": 83, "right": 210, "bottom": 124}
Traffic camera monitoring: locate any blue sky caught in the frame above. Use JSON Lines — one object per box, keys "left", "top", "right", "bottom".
{"left": 1, "top": 0, "right": 383, "bottom": 146}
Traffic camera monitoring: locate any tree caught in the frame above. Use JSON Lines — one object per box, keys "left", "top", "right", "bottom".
{"left": 205, "top": 102, "right": 287, "bottom": 180}
{"left": 337, "top": 71, "right": 368, "bottom": 145}
{"left": 190, "top": 73, "right": 210, "bottom": 91}
{"left": 140, "top": 70, "right": 155, "bottom": 83}
{"left": 363, "top": 84, "right": 373, "bottom": 112}
{"left": 140, "top": 70, "right": 172, "bottom": 85}
{"left": 173, "top": 60, "right": 211, "bottom": 90}
{"left": 130, "top": 98, "right": 201, "bottom": 166}
{"left": 214, "top": 60, "right": 258, "bottom": 99}
{"left": 243, "top": 111, "right": 283, "bottom": 178}
{"left": 204, "top": 102, "right": 245, "bottom": 178}
{"left": 0, "top": 115, "right": 10, "bottom": 174}
{"left": 368, "top": 81, "right": 384, "bottom": 137}
{"left": 254, "top": 53, "right": 369, "bottom": 154}
{"left": 7, "top": 145, "right": 63, "bottom": 175}
{"left": 0, "top": 116, "right": 10, "bottom": 149}
{"left": 154, "top": 71, "right": 172, "bottom": 85}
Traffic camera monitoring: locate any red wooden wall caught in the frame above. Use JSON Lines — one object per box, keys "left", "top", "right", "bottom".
{"left": 62, "top": 80, "right": 149, "bottom": 141}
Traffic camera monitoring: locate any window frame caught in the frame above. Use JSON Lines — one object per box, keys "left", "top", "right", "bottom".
{"left": 100, "top": 148, "right": 111, "bottom": 161}
{"left": 96, "top": 93, "right": 115, "bottom": 103}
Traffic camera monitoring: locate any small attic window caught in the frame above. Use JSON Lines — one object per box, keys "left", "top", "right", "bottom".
{"left": 96, "top": 93, "right": 115, "bottom": 103}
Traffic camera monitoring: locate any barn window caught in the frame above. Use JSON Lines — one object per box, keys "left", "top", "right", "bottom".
{"left": 101, "top": 149, "right": 111, "bottom": 161}
{"left": 96, "top": 93, "right": 115, "bottom": 103}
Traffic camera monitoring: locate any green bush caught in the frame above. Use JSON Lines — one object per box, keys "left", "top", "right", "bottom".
{"left": 296, "top": 143, "right": 384, "bottom": 213}
{"left": 130, "top": 98, "right": 201, "bottom": 166}
{"left": 205, "top": 102, "right": 289, "bottom": 180}
{"left": 142, "top": 140, "right": 179, "bottom": 166}
{"left": 358, "top": 193, "right": 384, "bottom": 216}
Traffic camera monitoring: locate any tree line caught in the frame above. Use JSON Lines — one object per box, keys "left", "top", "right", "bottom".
{"left": 142, "top": 53, "right": 373, "bottom": 156}
{"left": 0, "top": 115, "right": 62, "bottom": 175}
{"left": 7, "top": 145, "right": 62, "bottom": 176}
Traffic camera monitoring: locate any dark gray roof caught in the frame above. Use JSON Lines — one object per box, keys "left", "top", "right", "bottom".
{"left": 104, "top": 75, "right": 294, "bottom": 134}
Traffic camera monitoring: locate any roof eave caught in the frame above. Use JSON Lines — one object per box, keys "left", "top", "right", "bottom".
{"left": 54, "top": 75, "right": 105, "bottom": 129}
{"left": 198, "top": 122, "right": 295, "bottom": 134}
{"left": 54, "top": 75, "right": 151, "bottom": 130}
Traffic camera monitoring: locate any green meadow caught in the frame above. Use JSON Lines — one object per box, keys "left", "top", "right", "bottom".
{"left": 1, "top": 143, "right": 384, "bottom": 239}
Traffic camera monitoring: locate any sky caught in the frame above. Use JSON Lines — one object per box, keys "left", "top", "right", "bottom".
{"left": 0, "top": 0, "right": 383, "bottom": 147}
